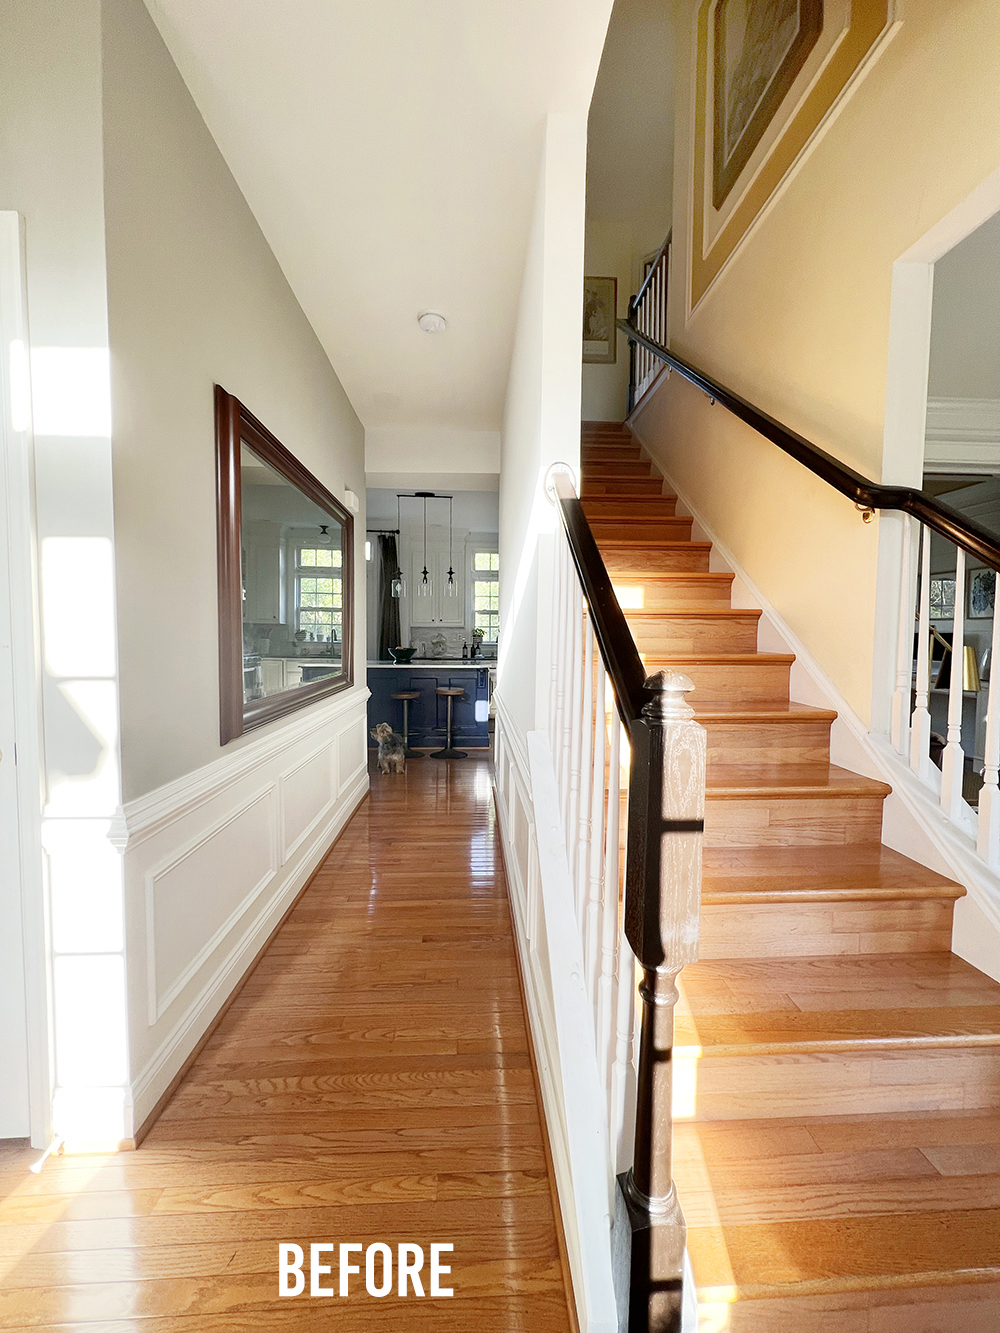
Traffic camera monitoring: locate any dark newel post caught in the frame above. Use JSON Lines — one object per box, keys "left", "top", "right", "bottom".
{"left": 613, "top": 670, "right": 705, "bottom": 1333}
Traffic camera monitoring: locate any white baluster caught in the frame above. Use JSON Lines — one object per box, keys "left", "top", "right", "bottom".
{"left": 941, "top": 544, "right": 967, "bottom": 819}
{"left": 890, "top": 514, "right": 917, "bottom": 755}
{"left": 576, "top": 614, "right": 595, "bottom": 928}
{"left": 910, "top": 526, "right": 933, "bottom": 783}
{"left": 566, "top": 581, "right": 584, "bottom": 874}
{"left": 553, "top": 536, "right": 568, "bottom": 790}
{"left": 595, "top": 680, "right": 619, "bottom": 1072}
{"left": 979, "top": 587, "right": 1000, "bottom": 868}
{"left": 586, "top": 667, "right": 608, "bottom": 999}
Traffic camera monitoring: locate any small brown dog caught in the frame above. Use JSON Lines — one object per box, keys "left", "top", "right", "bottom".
{"left": 371, "top": 721, "right": 406, "bottom": 774}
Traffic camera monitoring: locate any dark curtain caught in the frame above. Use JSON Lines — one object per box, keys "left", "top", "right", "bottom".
{"left": 377, "top": 534, "right": 402, "bottom": 660}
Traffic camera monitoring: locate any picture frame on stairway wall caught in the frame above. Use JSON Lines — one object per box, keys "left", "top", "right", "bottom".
{"left": 689, "top": 0, "right": 898, "bottom": 311}
{"left": 968, "top": 567, "right": 996, "bottom": 619}
{"left": 583, "top": 276, "right": 617, "bottom": 363}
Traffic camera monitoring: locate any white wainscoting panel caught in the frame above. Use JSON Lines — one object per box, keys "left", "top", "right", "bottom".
{"left": 146, "top": 784, "right": 278, "bottom": 1022}
{"left": 122, "top": 685, "right": 369, "bottom": 1136}
{"left": 280, "top": 742, "right": 336, "bottom": 866}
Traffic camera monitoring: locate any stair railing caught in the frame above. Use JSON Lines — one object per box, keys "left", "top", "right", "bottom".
{"left": 618, "top": 318, "right": 1000, "bottom": 871}
{"left": 544, "top": 462, "right": 706, "bottom": 1333}
{"left": 627, "top": 234, "right": 671, "bottom": 415}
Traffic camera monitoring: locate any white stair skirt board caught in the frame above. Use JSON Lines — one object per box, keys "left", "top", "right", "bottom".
{"left": 121, "top": 686, "right": 370, "bottom": 1137}
{"left": 493, "top": 700, "right": 618, "bottom": 1333}
{"left": 628, "top": 400, "right": 1000, "bottom": 985}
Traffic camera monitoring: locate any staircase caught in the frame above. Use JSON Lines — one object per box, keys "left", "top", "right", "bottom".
{"left": 581, "top": 421, "right": 1000, "bottom": 1329}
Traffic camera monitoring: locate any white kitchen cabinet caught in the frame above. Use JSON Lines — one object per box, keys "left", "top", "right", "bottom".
{"left": 407, "top": 544, "right": 465, "bottom": 626}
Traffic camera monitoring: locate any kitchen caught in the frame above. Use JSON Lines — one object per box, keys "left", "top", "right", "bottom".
{"left": 365, "top": 487, "right": 498, "bottom": 751}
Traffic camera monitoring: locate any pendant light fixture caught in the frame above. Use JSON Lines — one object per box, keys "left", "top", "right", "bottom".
{"left": 415, "top": 492, "right": 432, "bottom": 598}
{"left": 317, "top": 524, "right": 331, "bottom": 545}
{"left": 444, "top": 495, "right": 458, "bottom": 598}
{"left": 390, "top": 495, "right": 405, "bottom": 598}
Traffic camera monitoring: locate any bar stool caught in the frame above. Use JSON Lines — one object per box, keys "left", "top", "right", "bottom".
{"left": 431, "top": 687, "right": 467, "bottom": 759}
{"left": 391, "top": 690, "right": 422, "bottom": 758}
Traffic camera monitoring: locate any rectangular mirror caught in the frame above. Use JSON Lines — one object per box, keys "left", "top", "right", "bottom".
{"left": 216, "top": 386, "right": 354, "bottom": 743}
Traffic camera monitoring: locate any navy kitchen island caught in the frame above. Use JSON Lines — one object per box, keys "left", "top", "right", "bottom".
{"left": 366, "top": 662, "right": 493, "bottom": 750}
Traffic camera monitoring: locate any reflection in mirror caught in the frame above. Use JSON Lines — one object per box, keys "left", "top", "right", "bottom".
{"left": 216, "top": 386, "right": 353, "bottom": 744}
{"left": 240, "top": 443, "right": 345, "bottom": 704}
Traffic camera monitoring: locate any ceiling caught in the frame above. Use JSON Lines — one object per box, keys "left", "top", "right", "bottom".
{"left": 144, "top": 0, "right": 613, "bottom": 431}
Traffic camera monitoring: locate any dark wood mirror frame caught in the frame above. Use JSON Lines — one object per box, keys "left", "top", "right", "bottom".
{"left": 215, "top": 385, "right": 354, "bottom": 745}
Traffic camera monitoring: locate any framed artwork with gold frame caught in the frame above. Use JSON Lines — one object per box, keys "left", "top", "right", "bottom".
{"left": 690, "top": 0, "right": 898, "bottom": 311}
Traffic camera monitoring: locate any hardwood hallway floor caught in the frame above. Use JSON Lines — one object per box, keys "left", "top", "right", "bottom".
{"left": 0, "top": 757, "right": 575, "bottom": 1332}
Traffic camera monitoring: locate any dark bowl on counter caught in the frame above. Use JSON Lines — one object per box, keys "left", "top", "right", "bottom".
{"left": 389, "top": 646, "right": 416, "bottom": 663}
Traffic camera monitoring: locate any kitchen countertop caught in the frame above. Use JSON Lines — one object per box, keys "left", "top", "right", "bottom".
{"left": 367, "top": 659, "right": 495, "bottom": 669}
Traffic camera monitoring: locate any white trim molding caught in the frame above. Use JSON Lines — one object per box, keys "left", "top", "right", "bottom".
{"left": 924, "top": 397, "right": 1000, "bottom": 473}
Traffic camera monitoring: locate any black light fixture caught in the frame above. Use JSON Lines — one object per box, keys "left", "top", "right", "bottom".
{"left": 317, "top": 523, "right": 331, "bottom": 545}
{"left": 445, "top": 496, "right": 458, "bottom": 598}
{"left": 415, "top": 493, "right": 432, "bottom": 598}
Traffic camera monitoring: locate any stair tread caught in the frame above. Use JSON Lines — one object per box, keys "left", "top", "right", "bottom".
{"left": 626, "top": 607, "right": 762, "bottom": 621}
{"left": 702, "top": 843, "right": 964, "bottom": 902}
{"left": 643, "top": 650, "right": 794, "bottom": 664}
{"left": 677, "top": 953, "right": 1000, "bottom": 1055}
{"left": 693, "top": 701, "right": 837, "bottom": 721}
{"left": 705, "top": 763, "right": 891, "bottom": 799}
{"left": 678, "top": 1110, "right": 1000, "bottom": 1298}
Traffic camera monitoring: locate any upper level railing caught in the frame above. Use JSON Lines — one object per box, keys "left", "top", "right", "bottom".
{"left": 543, "top": 464, "right": 705, "bottom": 1332}
{"left": 620, "top": 293, "right": 1000, "bottom": 876}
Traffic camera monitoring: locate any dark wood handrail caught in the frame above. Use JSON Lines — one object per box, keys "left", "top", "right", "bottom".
{"left": 628, "top": 231, "right": 671, "bottom": 318}
{"left": 618, "top": 318, "right": 1000, "bottom": 573}
{"left": 548, "top": 470, "right": 647, "bottom": 728}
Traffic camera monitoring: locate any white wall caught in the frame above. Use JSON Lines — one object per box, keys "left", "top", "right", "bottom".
{"left": 928, "top": 209, "right": 1000, "bottom": 402}
{"left": 498, "top": 113, "right": 589, "bottom": 742}
{"left": 365, "top": 426, "right": 500, "bottom": 493}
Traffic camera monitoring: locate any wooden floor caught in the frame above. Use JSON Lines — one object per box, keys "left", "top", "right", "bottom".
{"left": 0, "top": 757, "right": 575, "bottom": 1332}
{"left": 582, "top": 421, "right": 1000, "bottom": 1329}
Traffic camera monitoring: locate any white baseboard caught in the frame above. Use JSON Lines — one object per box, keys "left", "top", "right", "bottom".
{"left": 121, "top": 688, "right": 370, "bottom": 1135}
{"left": 627, "top": 427, "right": 1000, "bottom": 981}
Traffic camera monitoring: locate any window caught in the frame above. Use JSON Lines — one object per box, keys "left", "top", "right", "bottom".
{"left": 296, "top": 545, "right": 343, "bottom": 639}
{"left": 472, "top": 550, "right": 499, "bottom": 642}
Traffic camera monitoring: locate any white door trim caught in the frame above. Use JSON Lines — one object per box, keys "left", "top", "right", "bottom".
{"left": 873, "top": 167, "right": 1000, "bottom": 734}
{"left": 0, "top": 211, "right": 53, "bottom": 1148}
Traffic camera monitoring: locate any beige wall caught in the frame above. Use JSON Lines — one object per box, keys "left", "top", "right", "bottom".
{"left": 635, "top": 0, "right": 1000, "bottom": 725}
{"left": 102, "top": 0, "right": 366, "bottom": 800}
{"left": 581, "top": 219, "right": 633, "bottom": 422}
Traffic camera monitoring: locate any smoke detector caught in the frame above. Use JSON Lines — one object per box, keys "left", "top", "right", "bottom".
{"left": 417, "top": 311, "right": 447, "bottom": 334}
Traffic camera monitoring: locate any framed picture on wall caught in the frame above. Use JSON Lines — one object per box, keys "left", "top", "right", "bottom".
{"left": 583, "top": 276, "right": 617, "bottom": 364}
{"left": 968, "top": 567, "right": 996, "bottom": 619}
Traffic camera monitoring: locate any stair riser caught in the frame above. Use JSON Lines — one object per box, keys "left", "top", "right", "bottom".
{"left": 590, "top": 518, "right": 693, "bottom": 542}
{"left": 676, "top": 1047, "right": 1000, "bottom": 1121}
{"left": 582, "top": 479, "right": 665, "bottom": 497}
{"left": 582, "top": 446, "right": 643, "bottom": 462}
{"left": 584, "top": 461, "right": 656, "bottom": 478}
{"left": 645, "top": 658, "right": 791, "bottom": 703}
{"left": 704, "top": 796, "right": 885, "bottom": 847}
{"left": 698, "top": 898, "right": 955, "bottom": 959}
{"left": 602, "top": 546, "right": 712, "bottom": 574}
{"left": 611, "top": 575, "right": 735, "bottom": 609}
{"left": 703, "top": 719, "right": 833, "bottom": 766}
{"left": 629, "top": 613, "right": 760, "bottom": 655}
{"left": 582, "top": 497, "right": 678, "bottom": 517}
